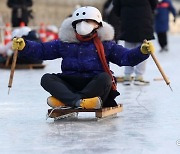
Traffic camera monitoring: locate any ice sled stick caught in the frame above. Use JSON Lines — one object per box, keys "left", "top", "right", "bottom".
{"left": 5, "top": 56, "right": 11, "bottom": 67}
{"left": 8, "top": 49, "right": 18, "bottom": 94}
{"left": 144, "top": 40, "right": 173, "bottom": 91}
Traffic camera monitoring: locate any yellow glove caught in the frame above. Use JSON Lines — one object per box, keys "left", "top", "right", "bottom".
{"left": 12, "top": 38, "right": 25, "bottom": 51}
{"left": 141, "top": 40, "right": 155, "bottom": 54}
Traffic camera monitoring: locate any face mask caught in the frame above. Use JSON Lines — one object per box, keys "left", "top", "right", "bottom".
{"left": 76, "top": 21, "right": 95, "bottom": 36}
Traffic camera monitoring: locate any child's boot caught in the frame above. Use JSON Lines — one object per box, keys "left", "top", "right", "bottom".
{"left": 47, "top": 96, "right": 66, "bottom": 108}
{"left": 80, "top": 97, "right": 102, "bottom": 109}
{"left": 123, "top": 75, "right": 132, "bottom": 86}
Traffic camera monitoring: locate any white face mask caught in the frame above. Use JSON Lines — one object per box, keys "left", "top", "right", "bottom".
{"left": 76, "top": 21, "right": 95, "bottom": 36}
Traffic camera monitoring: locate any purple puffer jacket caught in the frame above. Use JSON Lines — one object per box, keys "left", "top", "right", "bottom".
{"left": 19, "top": 39, "right": 149, "bottom": 77}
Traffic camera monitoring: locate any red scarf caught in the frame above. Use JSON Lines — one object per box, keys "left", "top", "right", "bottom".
{"left": 76, "top": 33, "right": 117, "bottom": 90}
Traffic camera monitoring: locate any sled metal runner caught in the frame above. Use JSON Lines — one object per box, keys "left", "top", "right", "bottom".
{"left": 48, "top": 104, "right": 123, "bottom": 119}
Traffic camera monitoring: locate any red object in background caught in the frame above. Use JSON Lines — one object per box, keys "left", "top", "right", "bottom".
{"left": 46, "top": 31, "right": 59, "bottom": 41}
{"left": 20, "top": 22, "right": 25, "bottom": 27}
{"left": 157, "top": 2, "right": 170, "bottom": 8}
{"left": 4, "top": 23, "right": 12, "bottom": 45}
{"left": 38, "top": 23, "right": 47, "bottom": 42}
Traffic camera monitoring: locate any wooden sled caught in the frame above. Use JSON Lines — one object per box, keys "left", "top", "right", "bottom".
{"left": 0, "top": 63, "right": 45, "bottom": 69}
{"left": 47, "top": 104, "right": 123, "bottom": 120}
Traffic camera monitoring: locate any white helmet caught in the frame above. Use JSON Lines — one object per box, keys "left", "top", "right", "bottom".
{"left": 19, "top": 26, "right": 31, "bottom": 37}
{"left": 72, "top": 6, "right": 103, "bottom": 27}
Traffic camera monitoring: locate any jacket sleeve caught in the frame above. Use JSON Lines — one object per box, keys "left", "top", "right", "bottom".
{"left": 106, "top": 42, "right": 149, "bottom": 67}
{"left": 19, "top": 40, "right": 64, "bottom": 60}
{"left": 112, "top": 0, "right": 121, "bottom": 17}
{"left": 169, "top": 1, "right": 177, "bottom": 17}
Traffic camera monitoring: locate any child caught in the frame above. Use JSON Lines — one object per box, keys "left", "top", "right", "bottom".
{"left": 155, "top": 0, "right": 176, "bottom": 52}
{"left": 12, "top": 6, "right": 154, "bottom": 109}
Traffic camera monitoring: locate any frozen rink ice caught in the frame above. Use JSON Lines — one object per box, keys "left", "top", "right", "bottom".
{"left": 0, "top": 34, "right": 180, "bottom": 154}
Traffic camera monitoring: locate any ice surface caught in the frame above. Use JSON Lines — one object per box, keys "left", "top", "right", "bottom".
{"left": 0, "top": 34, "right": 180, "bottom": 154}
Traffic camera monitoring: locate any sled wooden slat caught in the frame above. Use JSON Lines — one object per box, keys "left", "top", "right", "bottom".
{"left": 0, "top": 64, "right": 45, "bottom": 69}
{"left": 48, "top": 104, "right": 123, "bottom": 119}
{"left": 95, "top": 105, "right": 123, "bottom": 118}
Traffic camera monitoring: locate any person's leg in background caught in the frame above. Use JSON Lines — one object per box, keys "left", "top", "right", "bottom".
{"left": 157, "top": 32, "right": 168, "bottom": 52}
{"left": 134, "top": 60, "right": 149, "bottom": 85}
{"left": 123, "top": 41, "right": 137, "bottom": 85}
{"left": 123, "top": 41, "right": 149, "bottom": 85}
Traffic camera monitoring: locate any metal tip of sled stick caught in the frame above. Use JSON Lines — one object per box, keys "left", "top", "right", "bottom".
{"left": 168, "top": 84, "right": 173, "bottom": 92}
{"left": 8, "top": 87, "right": 11, "bottom": 95}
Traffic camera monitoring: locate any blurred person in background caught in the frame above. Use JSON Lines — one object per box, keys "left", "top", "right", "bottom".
{"left": 155, "top": 0, "right": 177, "bottom": 52}
{"left": 113, "top": 0, "right": 158, "bottom": 86}
{"left": 103, "top": 0, "right": 121, "bottom": 43}
{"left": 7, "top": 0, "right": 33, "bottom": 27}
{"left": 0, "top": 26, "right": 42, "bottom": 65}
{"left": 0, "top": 28, "right": 20, "bottom": 64}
